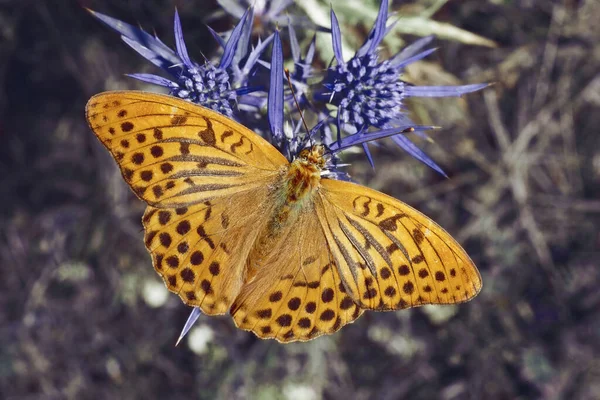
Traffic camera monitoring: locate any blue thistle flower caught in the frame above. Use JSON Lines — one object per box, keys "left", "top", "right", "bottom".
{"left": 88, "top": 8, "right": 272, "bottom": 119}
{"left": 315, "top": 0, "right": 488, "bottom": 174}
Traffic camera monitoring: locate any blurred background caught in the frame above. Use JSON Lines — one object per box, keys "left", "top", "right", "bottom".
{"left": 2, "top": 0, "right": 600, "bottom": 398}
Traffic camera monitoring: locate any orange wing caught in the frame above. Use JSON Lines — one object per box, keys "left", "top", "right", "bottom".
{"left": 230, "top": 203, "right": 363, "bottom": 343}
{"left": 86, "top": 91, "right": 288, "bottom": 314}
{"left": 86, "top": 91, "right": 287, "bottom": 207}
{"left": 317, "top": 178, "right": 482, "bottom": 311}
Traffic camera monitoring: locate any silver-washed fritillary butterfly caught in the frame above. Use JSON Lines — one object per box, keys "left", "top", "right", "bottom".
{"left": 86, "top": 91, "right": 482, "bottom": 342}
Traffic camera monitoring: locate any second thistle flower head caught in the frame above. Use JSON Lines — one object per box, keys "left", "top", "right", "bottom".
{"left": 313, "top": 0, "right": 488, "bottom": 173}
{"left": 326, "top": 52, "right": 406, "bottom": 128}
{"left": 320, "top": 0, "right": 488, "bottom": 130}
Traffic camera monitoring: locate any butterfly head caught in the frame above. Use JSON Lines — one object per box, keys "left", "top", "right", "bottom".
{"left": 297, "top": 145, "right": 326, "bottom": 170}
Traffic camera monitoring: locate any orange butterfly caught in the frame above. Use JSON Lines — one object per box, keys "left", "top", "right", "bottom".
{"left": 86, "top": 91, "right": 482, "bottom": 343}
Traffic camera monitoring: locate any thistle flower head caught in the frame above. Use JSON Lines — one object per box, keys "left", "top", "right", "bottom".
{"left": 314, "top": 0, "right": 488, "bottom": 174}
{"left": 89, "top": 8, "right": 271, "bottom": 119}
{"left": 170, "top": 63, "right": 238, "bottom": 117}
{"left": 325, "top": 53, "right": 408, "bottom": 128}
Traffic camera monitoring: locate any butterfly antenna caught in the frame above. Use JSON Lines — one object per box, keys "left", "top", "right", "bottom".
{"left": 285, "top": 69, "right": 312, "bottom": 147}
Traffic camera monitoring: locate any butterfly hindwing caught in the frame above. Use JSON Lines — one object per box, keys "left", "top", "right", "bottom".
{"left": 231, "top": 207, "right": 363, "bottom": 343}
{"left": 86, "top": 91, "right": 288, "bottom": 207}
{"left": 319, "top": 178, "right": 482, "bottom": 310}
{"left": 142, "top": 185, "right": 276, "bottom": 315}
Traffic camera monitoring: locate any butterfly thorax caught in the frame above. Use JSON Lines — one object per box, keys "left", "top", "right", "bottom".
{"left": 264, "top": 145, "right": 325, "bottom": 235}
{"left": 284, "top": 145, "right": 325, "bottom": 204}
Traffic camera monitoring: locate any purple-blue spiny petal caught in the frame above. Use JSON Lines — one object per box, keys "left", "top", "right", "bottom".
{"left": 121, "top": 36, "right": 176, "bottom": 70}
{"left": 329, "top": 125, "right": 435, "bottom": 152}
{"left": 336, "top": 110, "right": 343, "bottom": 148}
{"left": 395, "top": 35, "right": 435, "bottom": 62}
{"left": 238, "top": 94, "right": 265, "bottom": 108}
{"left": 288, "top": 21, "right": 301, "bottom": 62}
{"left": 305, "top": 34, "right": 317, "bottom": 64}
{"left": 206, "top": 25, "right": 226, "bottom": 49}
{"left": 127, "top": 73, "right": 177, "bottom": 87}
{"left": 392, "top": 134, "right": 447, "bottom": 177}
{"left": 174, "top": 9, "right": 193, "bottom": 68}
{"left": 234, "top": 7, "right": 255, "bottom": 66}
{"left": 404, "top": 83, "right": 489, "bottom": 97}
{"left": 220, "top": 8, "right": 249, "bottom": 69}
{"left": 267, "top": 0, "right": 295, "bottom": 18}
{"left": 242, "top": 34, "right": 274, "bottom": 75}
{"left": 330, "top": 8, "right": 344, "bottom": 66}
{"left": 218, "top": 0, "right": 246, "bottom": 19}
{"left": 268, "top": 30, "right": 284, "bottom": 142}
{"left": 177, "top": 307, "right": 202, "bottom": 346}
{"left": 358, "top": 0, "right": 388, "bottom": 57}
{"left": 307, "top": 118, "right": 328, "bottom": 145}
{"left": 90, "top": 10, "right": 179, "bottom": 68}
{"left": 235, "top": 86, "right": 264, "bottom": 95}
{"left": 362, "top": 142, "right": 375, "bottom": 168}
{"left": 390, "top": 47, "right": 437, "bottom": 68}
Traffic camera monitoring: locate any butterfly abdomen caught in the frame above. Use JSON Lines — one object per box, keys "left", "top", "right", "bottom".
{"left": 250, "top": 151, "right": 324, "bottom": 258}
{"left": 262, "top": 160, "right": 321, "bottom": 234}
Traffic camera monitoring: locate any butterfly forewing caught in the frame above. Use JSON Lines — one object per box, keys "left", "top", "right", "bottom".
{"left": 86, "top": 91, "right": 289, "bottom": 314}
{"left": 319, "top": 179, "right": 482, "bottom": 310}
{"left": 142, "top": 187, "right": 276, "bottom": 315}
{"left": 86, "top": 91, "right": 288, "bottom": 207}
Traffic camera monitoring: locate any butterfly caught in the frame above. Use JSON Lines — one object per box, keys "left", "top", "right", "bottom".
{"left": 86, "top": 91, "right": 482, "bottom": 343}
